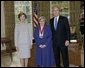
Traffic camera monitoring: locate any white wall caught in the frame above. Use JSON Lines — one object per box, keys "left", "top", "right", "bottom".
{"left": 1, "top": 1, "right": 6, "bottom": 50}
{"left": 1, "top": 1, "right": 5, "bottom": 37}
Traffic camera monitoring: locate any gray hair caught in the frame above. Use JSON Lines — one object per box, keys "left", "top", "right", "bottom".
{"left": 39, "top": 16, "right": 46, "bottom": 22}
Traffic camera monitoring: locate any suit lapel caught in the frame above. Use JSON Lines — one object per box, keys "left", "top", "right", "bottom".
{"left": 52, "top": 18, "right": 55, "bottom": 31}
{"left": 58, "top": 16, "right": 61, "bottom": 24}
{"left": 50, "top": 16, "right": 61, "bottom": 31}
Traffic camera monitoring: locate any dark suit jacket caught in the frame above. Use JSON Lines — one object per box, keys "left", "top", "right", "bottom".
{"left": 50, "top": 16, "right": 70, "bottom": 46}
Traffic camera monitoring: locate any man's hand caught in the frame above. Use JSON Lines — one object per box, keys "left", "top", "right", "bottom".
{"left": 65, "top": 40, "right": 69, "bottom": 46}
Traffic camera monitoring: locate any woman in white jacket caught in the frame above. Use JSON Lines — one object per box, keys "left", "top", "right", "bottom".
{"left": 14, "top": 12, "right": 33, "bottom": 67}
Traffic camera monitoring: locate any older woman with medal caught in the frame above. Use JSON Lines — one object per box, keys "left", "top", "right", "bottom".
{"left": 33, "top": 16, "right": 55, "bottom": 67}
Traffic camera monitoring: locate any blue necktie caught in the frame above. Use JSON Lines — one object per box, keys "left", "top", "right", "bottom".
{"left": 54, "top": 17, "right": 58, "bottom": 30}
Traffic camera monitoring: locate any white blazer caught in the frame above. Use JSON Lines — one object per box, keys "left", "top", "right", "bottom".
{"left": 14, "top": 22, "right": 33, "bottom": 49}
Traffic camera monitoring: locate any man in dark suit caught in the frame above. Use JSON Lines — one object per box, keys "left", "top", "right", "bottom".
{"left": 50, "top": 5, "right": 70, "bottom": 67}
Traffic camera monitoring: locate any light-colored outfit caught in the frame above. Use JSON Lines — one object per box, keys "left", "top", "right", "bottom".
{"left": 14, "top": 22, "right": 33, "bottom": 58}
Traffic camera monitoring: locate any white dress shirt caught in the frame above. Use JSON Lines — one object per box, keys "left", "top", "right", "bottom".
{"left": 54, "top": 16, "right": 59, "bottom": 29}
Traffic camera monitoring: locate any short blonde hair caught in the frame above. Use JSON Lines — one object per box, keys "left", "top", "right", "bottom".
{"left": 39, "top": 16, "right": 46, "bottom": 22}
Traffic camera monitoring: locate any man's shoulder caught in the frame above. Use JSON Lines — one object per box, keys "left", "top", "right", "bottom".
{"left": 50, "top": 17, "right": 54, "bottom": 24}
{"left": 59, "top": 16, "right": 68, "bottom": 19}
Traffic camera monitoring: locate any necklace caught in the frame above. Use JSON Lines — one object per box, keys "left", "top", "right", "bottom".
{"left": 39, "top": 25, "right": 45, "bottom": 38}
